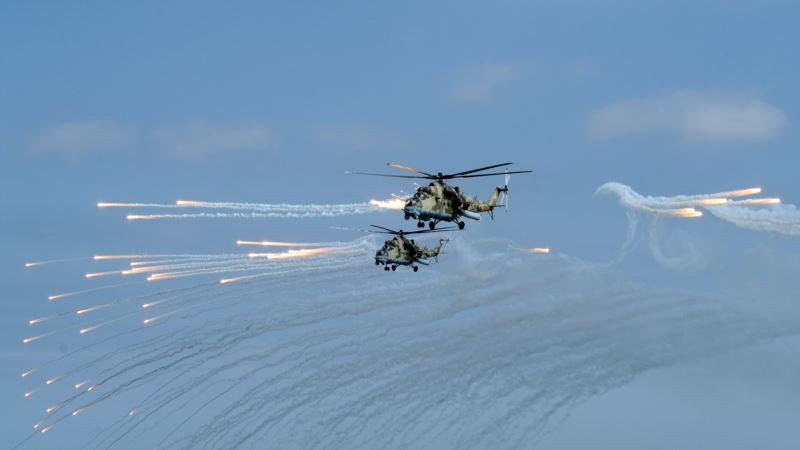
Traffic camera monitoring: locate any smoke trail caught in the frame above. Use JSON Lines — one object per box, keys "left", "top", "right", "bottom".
{"left": 646, "top": 217, "right": 709, "bottom": 271}
{"left": 16, "top": 239, "right": 799, "bottom": 449}
{"left": 605, "top": 210, "right": 640, "bottom": 266}
{"left": 598, "top": 181, "right": 800, "bottom": 237}
{"left": 704, "top": 203, "right": 800, "bottom": 236}
{"left": 25, "top": 257, "right": 88, "bottom": 268}
{"left": 100, "top": 199, "right": 404, "bottom": 221}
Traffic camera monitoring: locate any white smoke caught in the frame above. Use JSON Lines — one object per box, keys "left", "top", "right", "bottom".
{"left": 704, "top": 203, "right": 800, "bottom": 236}
{"left": 16, "top": 238, "right": 799, "bottom": 449}
{"left": 598, "top": 181, "right": 800, "bottom": 237}
{"left": 102, "top": 200, "right": 389, "bottom": 221}
{"left": 646, "top": 218, "right": 710, "bottom": 271}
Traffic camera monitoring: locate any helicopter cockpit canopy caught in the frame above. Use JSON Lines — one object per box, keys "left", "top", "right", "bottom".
{"left": 405, "top": 196, "right": 421, "bottom": 208}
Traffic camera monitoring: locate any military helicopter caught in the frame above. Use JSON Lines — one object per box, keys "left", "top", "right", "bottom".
{"left": 368, "top": 225, "right": 454, "bottom": 272}
{"left": 354, "top": 163, "right": 532, "bottom": 230}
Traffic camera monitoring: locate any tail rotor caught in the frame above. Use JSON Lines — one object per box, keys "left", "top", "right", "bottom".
{"left": 499, "top": 169, "right": 511, "bottom": 211}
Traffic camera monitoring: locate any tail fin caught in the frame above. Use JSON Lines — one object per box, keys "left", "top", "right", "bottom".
{"left": 469, "top": 170, "right": 511, "bottom": 215}
{"left": 431, "top": 238, "right": 448, "bottom": 260}
{"left": 487, "top": 186, "right": 506, "bottom": 208}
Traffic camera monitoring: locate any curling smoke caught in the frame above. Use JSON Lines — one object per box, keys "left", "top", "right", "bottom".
{"left": 597, "top": 182, "right": 800, "bottom": 237}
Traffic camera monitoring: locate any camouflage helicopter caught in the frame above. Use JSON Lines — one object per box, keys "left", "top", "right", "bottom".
{"left": 354, "top": 163, "right": 532, "bottom": 230}
{"left": 368, "top": 225, "right": 454, "bottom": 272}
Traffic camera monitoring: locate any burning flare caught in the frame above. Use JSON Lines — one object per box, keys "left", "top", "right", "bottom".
{"left": 369, "top": 198, "right": 405, "bottom": 210}
{"left": 29, "top": 315, "right": 55, "bottom": 325}
{"left": 714, "top": 187, "right": 762, "bottom": 198}
{"left": 236, "top": 240, "right": 325, "bottom": 247}
{"left": 247, "top": 247, "right": 341, "bottom": 260}
{"left": 694, "top": 198, "right": 729, "bottom": 206}
{"left": 670, "top": 208, "right": 703, "bottom": 218}
{"left": 97, "top": 202, "right": 167, "bottom": 208}
{"left": 728, "top": 198, "right": 781, "bottom": 205}
{"left": 76, "top": 304, "right": 110, "bottom": 315}
{"left": 93, "top": 255, "right": 149, "bottom": 260}
{"left": 85, "top": 270, "right": 125, "bottom": 279}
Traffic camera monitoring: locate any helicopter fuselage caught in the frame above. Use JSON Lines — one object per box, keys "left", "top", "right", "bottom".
{"left": 374, "top": 235, "right": 445, "bottom": 271}
{"left": 403, "top": 181, "right": 502, "bottom": 227}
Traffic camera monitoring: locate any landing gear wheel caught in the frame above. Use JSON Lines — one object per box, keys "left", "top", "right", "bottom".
{"left": 458, "top": 221, "right": 465, "bottom": 230}
{"left": 384, "top": 266, "right": 390, "bottom": 271}
{"left": 404, "top": 213, "right": 410, "bottom": 220}
{"left": 429, "top": 221, "right": 436, "bottom": 230}
{"left": 391, "top": 265, "right": 397, "bottom": 271}
{"left": 417, "top": 221, "right": 424, "bottom": 229}
{"left": 413, "top": 266, "right": 419, "bottom": 272}
{"left": 375, "top": 260, "right": 379, "bottom": 265}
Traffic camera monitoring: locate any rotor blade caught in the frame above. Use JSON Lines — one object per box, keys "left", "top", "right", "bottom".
{"left": 453, "top": 170, "right": 533, "bottom": 179}
{"left": 346, "top": 171, "right": 431, "bottom": 179}
{"left": 447, "top": 163, "right": 514, "bottom": 177}
{"left": 370, "top": 225, "right": 399, "bottom": 233}
{"left": 401, "top": 227, "right": 459, "bottom": 235}
{"left": 386, "top": 163, "right": 436, "bottom": 177}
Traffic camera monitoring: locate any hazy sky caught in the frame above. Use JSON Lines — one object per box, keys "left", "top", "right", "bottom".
{"left": 2, "top": 1, "right": 799, "bottom": 448}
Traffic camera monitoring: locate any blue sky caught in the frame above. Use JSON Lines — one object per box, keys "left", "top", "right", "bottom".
{"left": 2, "top": 1, "right": 800, "bottom": 448}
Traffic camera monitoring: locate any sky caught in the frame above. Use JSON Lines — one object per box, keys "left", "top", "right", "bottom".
{"left": 2, "top": 1, "right": 800, "bottom": 448}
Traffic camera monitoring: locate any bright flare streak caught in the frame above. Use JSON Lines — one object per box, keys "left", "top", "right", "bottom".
{"left": 142, "top": 301, "right": 162, "bottom": 309}
{"left": 24, "top": 334, "right": 49, "bottom": 344}
{"left": 369, "top": 198, "right": 405, "bottom": 210}
{"left": 33, "top": 422, "right": 42, "bottom": 429}
{"left": 87, "top": 385, "right": 96, "bottom": 392}
{"left": 147, "top": 273, "right": 186, "bottom": 281}
{"left": 529, "top": 248, "right": 551, "bottom": 253}
{"left": 93, "top": 254, "right": 148, "bottom": 260}
{"left": 124, "top": 263, "right": 214, "bottom": 275}
{"left": 219, "top": 277, "right": 240, "bottom": 284}
{"left": 143, "top": 314, "right": 168, "bottom": 325}
{"left": 46, "top": 405, "right": 58, "bottom": 414}
{"left": 694, "top": 198, "right": 729, "bottom": 206}
{"left": 21, "top": 369, "right": 36, "bottom": 378}
{"left": 49, "top": 292, "right": 75, "bottom": 301}
{"left": 122, "top": 266, "right": 163, "bottom": 275}
{"left": 85, "top": 270, "right": 125, "bottom": 278}
{"left": 671, "top": 208, "right": 703, "bottom": 218}
{"left": 49, "top": 285, "right": 119, "bottom": 301}
{"left": 24, "top": 390, "right": 36, "bottom": 398}
{"left": 46, "top": 378, "right": 58, "bottom": 385}
{"left": 75, "top": 381, "right": 87, "bottom": 390}
{"left": 24, "top": 257, "right": 86, "bottom": 267}
{"left": 236, "top": 240, "right": 324, "bottom": 247}
{"left": 29, "top": 315, "right": 55, "bottom": 325}
{"left": 76, "top": 304, "right": 109, "bottom": 315}
{"left": 80, "top": 325, "right": 102, "bottom": 334}
{"left": 729, "top": 198, "right": 781, "bottom": 205}
{"left": 72, "top": 408, "right": 85, "bottom": 416}
{"left": 97, "top": 202, "right": 165, "bottom": 208}
{"left": 220, "top": 270, "right": 282, "bottom": 284}
{"left": 714, "top": 187, "right": 762, "bottom": 198}
{"left": 127, "top": 214, "right": 159, "bottom": 220}
{"left": 129, "top": 409, "right": 137, "bottom": 417}
{"left": 248, "top": 247, "right": 339, "bottom": 260}
{"left": 175, "top": 199, "right": 211, "bottom": 206}
{"left": 41, "top": 426, "right": 52, "bottom": 433}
